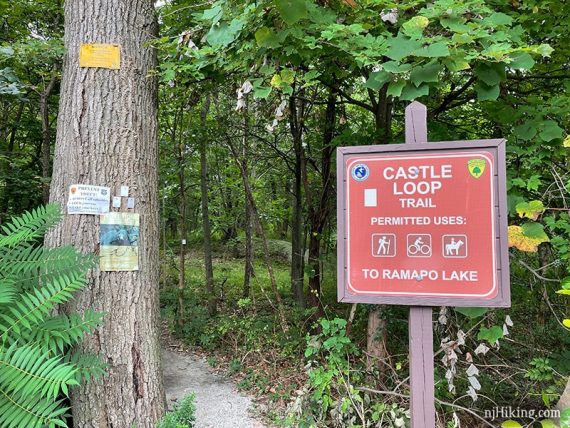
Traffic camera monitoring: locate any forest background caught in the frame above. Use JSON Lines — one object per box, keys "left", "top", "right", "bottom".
{"left": 1, "top": 0, "right": 570, "bottom": 427}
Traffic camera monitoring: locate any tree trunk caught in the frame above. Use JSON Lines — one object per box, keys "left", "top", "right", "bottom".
{"left": 366, "top": 308, "right": 389, "bottom": 373}
{"left": 40, "top": 67, "right": 58, "bottom": 203}
{"left": 45, "top": 1, "right": 165, "bottom": 426}
{"left": 200, "top": 94, "right": 215, "bottom": 316}
{"left": 177, "top": 139, "right": 187, "bottom": 327}
{"left": 0, "top": 101, "right": 25, "bottom": 224}
{"left": 227, "top": 141, "right": 289, "bottom": 333}
{"left": 306, "top": 91, "right": 336, "bottom": 311}
{"left": 371, "top": 84, "right": 392, "bottom": 144}
{"left": 242, "top": 96, "right": 254, "bottom": 299}
{"left": 289, "top": 94, "right": 306, "bottom": 309}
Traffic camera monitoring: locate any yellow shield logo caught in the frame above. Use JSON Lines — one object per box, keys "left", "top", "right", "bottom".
{"left": 468, "top": 159, "right": 486, "bottom": 179}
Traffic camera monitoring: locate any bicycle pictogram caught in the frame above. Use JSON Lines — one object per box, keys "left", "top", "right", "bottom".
{"left": 407, "top": 234, "right": 432, "bottom": 258}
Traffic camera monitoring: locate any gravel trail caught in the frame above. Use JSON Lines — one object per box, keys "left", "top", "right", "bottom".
{"left": 162, "top": 347, "right": 267, "bottom": 428}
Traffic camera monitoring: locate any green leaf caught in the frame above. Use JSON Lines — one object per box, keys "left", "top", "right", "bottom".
{"left": 386, "top": 80, "right": 406, "bottom": 97}
{"left": 402, "top": 16, "right": 429, "bottom": 38}
{"left": 386, "top": 35, "right": 422, "bottom": 61}
{"left": 443, "top": 56, "right": 470, "bottom": 72}
{"left": 475, "top": 63, "right": 505, "bottom": 86}
{"left": 382, "top": 61, "right": 412, "bottom": 74}
{"left": 410, "top": 62, "right": 443, "bottom": 87}
{"left": 526, "top": 174, "right": 541, "bottom": 191}
{"left": 474, "top": 81, "right": 500, "bottom": 101}
{"left": 364, "top": 71, "right": 391, "bottom": 91}
{"left": 539, "top": 121, "right": 564, "bottom": 142}
{"left": 521, "top": 222, "right": 549, "bottom": 241}
{"left": 557, "top": 290, "right": 570, "bottom": 296}
{"left": 440, "top": 16, "right": 470, "bottom": 33}
{"left": 561, "top": 277, "right": 570, "bottom": 290}
{"left": 207, "top": 18, "right": 244, "bottom": 47}
{"left": 501, "top": 421, "right": 523, "bottom": 428}
{"left": 454, "top": 308, "right": 488, "bottom": 319}
{"left": 478, "top": 326, "right": 504, "bottom": 345}
{"left": 488, "top": 12, "right": 513, "bottom": 26}
{"left": 253, "top": 87, "right": 272, "bottom": 99}
{"left": 513, "top": 123, "right": 538, "bottom": 141}
{"left": 509, "top": 52, "right": 535, "bottom": 70}
{"left": 400, "top": 83, "right": 430, "bottom": 100}
{"left": 417, "top": 42, "right": 449, "bottom": 58}
{"left": 275, "top": 0, "right": 308, "bottom": 26}
{"left": 202, "top": 5, "right": 223, "bottom": 23}
{"left": 539, "top": 420, "right": 557, "bottom": 428}
{"left": 255, "top": 27, "right": 281, "bottom": 48}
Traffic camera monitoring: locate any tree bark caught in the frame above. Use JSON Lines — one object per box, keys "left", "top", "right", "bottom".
{"left": 45, "top": 1, "right": 165, "bottom": 426}
{"left": 40, "top": 66, "right": 59, "bottom": 203}
{"left": 242, "top": 96, "right": 254, "bottom": 299}
{"left": 305, "top": 91, "right": 336, "bottom": 312}
{"left": 0, "top": 101, "right": 25, "bottom": 224}
{"left": 177, "top": 134, "right": 187, "bottom": 327}
{"left": 289, "top": 93, "right": 306, "bottom": 310}
{"left": 366, "top": 308, "right": 389, "bottom": 373}
{"left": 199, "top": 94, "right": 215, "bottom": 315}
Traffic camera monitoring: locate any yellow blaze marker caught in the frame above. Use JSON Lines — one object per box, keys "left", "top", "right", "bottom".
{"left": 79, "top": 43, "right": 120, "bottom": 69}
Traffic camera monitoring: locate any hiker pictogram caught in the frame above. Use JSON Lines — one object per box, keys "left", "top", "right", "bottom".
{"left": 371, "top": 234, "right": 396, "bottom": 257}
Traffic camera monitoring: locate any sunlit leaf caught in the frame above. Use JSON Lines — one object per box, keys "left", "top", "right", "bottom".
{"left": 516, "top": 200, "right": 545, "bottom": 220}
{"left": 508, "top": 225, "right": 548, "bottom": 252}
{"left": 402, "top": 16, "right": 429, "bottom": 38}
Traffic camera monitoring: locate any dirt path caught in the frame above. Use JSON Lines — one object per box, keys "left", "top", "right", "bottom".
{"left": 162, "top": 346, "right": 267, "bottom": 428}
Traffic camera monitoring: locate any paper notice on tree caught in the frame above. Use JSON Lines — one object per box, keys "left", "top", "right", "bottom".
{"left": 79, "top": 43, "right": 120, "bottom": 69}
{"left": 99, "top": 213, "right": 139, "bottom": 272}
{"left": 67, "top": 184, "right": 110, "bottom": 215}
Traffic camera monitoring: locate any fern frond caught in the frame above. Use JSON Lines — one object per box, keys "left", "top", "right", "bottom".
{"left": 0, "top": 245, "right": 94, "bottom": 295}
{"left": 0, "top": 387, "right": 68, "bottom": 428}
{"left": 0, "top": 205, "right": 105, "bottom": 427}
{"left": 0, "top": 245, "right": 91, "bottom": 277}
{"left": 67, "top": 352, "right": 108, "bottom": 384}
{"left": 0, "top": 343, "right": 79, "bottom": 401}
{"left": 0, "top": 204, "right": 61, "bottom": 248}
{"left": 0, "top": 272, "right": 87, "bottom": 342}
{"left": 23, "top": 311, "right": 104, "bottom": 355}
{"left": 0, "top": 279, "right": 16, "bottom": 305}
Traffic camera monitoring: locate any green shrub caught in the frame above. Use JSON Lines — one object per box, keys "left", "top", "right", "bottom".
{"left": 0, "top": 204, "right": 105, "bottom": 428}
{"left": 157, "top": 394, "right": 196, "bottom": 428}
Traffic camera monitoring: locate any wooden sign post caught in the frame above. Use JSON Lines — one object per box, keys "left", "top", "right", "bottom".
{"left": 337, "top": 102, "right": 510, "bottom": 427}
{"left": 406, "top": 102, "right": 435, "bottom": 427}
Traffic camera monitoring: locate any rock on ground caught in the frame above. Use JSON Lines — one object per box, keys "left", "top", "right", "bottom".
{"left": 162, "top": 347, "right": 267, "bottom": 428}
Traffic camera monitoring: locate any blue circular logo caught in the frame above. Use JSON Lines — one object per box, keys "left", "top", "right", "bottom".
{"left": 351, "top": 164, "right": 370, "bottom": 182}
